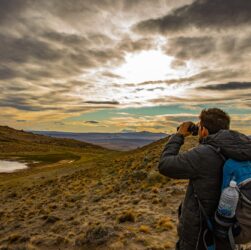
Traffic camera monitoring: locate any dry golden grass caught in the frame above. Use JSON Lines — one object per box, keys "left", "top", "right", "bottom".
{"left": 117, "top": 210, "right": 136, "bottom": 223}
{"left": 156, "top": 216, "right": 175, "bottom": 231}
{"left": 139, "top": 225, "right": 151, "bottom": 233}
{"left": 0, "top": 127, "right": 201, "bottom": 249}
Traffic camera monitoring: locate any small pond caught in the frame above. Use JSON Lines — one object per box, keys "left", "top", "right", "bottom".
{"left": 0, "top": 160, "right": 28, "bottom": 173}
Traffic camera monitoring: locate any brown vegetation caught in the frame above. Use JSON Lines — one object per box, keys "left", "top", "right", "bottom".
{"left": 0, "top": 126, "right": 200, "bottom": 249}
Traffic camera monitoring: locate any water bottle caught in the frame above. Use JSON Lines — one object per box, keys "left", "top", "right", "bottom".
{"left": 217, "top": 180, "right": 239, "bottom": 218}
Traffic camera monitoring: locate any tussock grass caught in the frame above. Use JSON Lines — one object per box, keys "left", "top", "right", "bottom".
{"left": 0, "top": 126, "right": 199, "bottom": 249}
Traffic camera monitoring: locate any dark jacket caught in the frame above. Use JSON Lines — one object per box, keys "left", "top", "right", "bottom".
{"left": 158, "top": 129, "right": 251, "bottom": 250}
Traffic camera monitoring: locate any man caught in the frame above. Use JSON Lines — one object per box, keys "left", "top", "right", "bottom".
{"left": 158, "top": 108, "right": 251, "bottom": 250}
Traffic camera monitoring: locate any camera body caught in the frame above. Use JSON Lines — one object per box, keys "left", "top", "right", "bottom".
{"left": 176, "top": 122, "right": 199, "bottom": 136}
{"left": 188, "top": 123, "right": 199, "bottom": 136}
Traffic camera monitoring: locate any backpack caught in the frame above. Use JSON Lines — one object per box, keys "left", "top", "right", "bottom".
{"left": 218, "top": 159, "right": 251, "bottom": 245}
{"left": 193, "top": 145, "right": 251, "bottom": 250}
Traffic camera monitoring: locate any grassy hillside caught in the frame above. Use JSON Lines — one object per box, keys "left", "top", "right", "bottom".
{"left": 0, "top": 125, "right": 115, "bottom": 178}
{"left": 0, "top": 125, "right": 110, "bottom": 152}
{"left": 0, "top": 126, "right": 199, "bottom": 250}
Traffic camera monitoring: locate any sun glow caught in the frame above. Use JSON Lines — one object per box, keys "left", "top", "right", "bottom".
{"left": 114, "top": 50, "right": 187, "bottom": 83}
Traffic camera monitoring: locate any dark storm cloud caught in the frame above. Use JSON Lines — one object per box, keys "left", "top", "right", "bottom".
{"left": 42, "top": 31, "right": 91, "bottom": 46}
{"left": 0, "top": 96, "right": 54, "bottom": 111}
{"left": 0, "top": 32, "right": 125, "bottom": 82}
{"left": 133, "top": 86, "right": 165, "bottom": 92}
{"left": 85, "top": 120, "right": 99, "bottom": 124}
{"left": 136, "top": 69, "right": 246, "bottom": 87}
{"left": 0, "top": 81, "right": 102, "bottom": 113}
{"left": 41, "top": 30, "right": 113, "bottom": 49}
{"left": 84, "top": 101, "right": 120, "bottom": 105}
{"left": 0, "top": 82, "right": 120, "bottom": 113}
{"left": 166, "top": 36, "right": 216, "bottom": 60}
{"left": 0, "top": 34, "right": 62, "bottom": 64}
{"left": 118, "top": 38, "right": 154, "bottom": 53}
{"left": 164, "top": 34, "right": 251, "bottom": 63}
{"left": 147, "top": 87, "right": 165, "bottom": 91}
{"left": 134, "top": 0, "right": 251, "bottom": 35}
{"left": 3, "top": 17, "right": 117, "bottom": 68}
{"left": 0, "top": 0, "right": 28, "bottom": 23}
{"left": 43, "top": 33, "right": 154, "bottom": 69}
{"left": 0, "top": 66, "right": 18, "bottom": 80}
{"left": 148, "top": 90, "right": 251, "bottom": 108}
{"left": 0, "top": 62, "right": 83, "bottom": 82}
{"left": 199, "top": 82, "right": 251, "bottom": 91}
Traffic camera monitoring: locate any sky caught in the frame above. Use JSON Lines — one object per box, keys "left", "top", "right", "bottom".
{"left": 0, "top": 0, "right": 251, "bottom": 134}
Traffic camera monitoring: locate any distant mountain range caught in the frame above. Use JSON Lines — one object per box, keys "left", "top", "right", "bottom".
{"left": 0, "top": 125, "right": 105, "bottom": 152}
{"left": 31, "top": 130, "right": 169, "bottom": 151}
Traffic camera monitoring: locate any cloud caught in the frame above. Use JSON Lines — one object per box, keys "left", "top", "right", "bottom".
{"left": 54, "top": 121, "right": 65, "bottom": 126}
{"left": 101, "top": 71, "right": 123, "bottom": 79}
{"left": 0, "top": 66, "right": 18, "bottom": 80}
{"left": 0, "top": 95, "right": 54, "bottom": 112}
{"left": 0, "top": 0, "right": 28, "bottom": 24}
{"left": 118, "top": 37, "right": 155, "bottom": 53}
{"left": 84, "top": 101, "right": 120, "bottom": 105}
{"left": 85, "top": 120, "right": 99, "bottom": 124}
{"left": 42, "top": 31, "right": 91, "bottom": 46}
{"left": 16, "top": 120, "right": 27, "bottom": 123}
{"left": 165, "top": 36, "right": 216, "bottom": 60}
{"left": 147, "top": 87, "right": 165, "bottom": 92}
{"left": 0, "top": 0, "right": 250, "bottom": 133}
{"left": 134, "top": 0, "right": 251, "bottom": 35}
{"left": 163, "top": 34, "right": 251, "bottom": 63}
{"left": 198, "top": 82, "right": 251, "bottom": 91}
{"left": 137, "top": 69, "right": 247, "bottom": 86}
{"left": 101, "top": 113, "right": 200, "bottom": 133}
{"left": 170, "top": 59, "right": 186, "bottom": 69}
{"left": 0, "top": 34, "right": 62, "bottom": 64}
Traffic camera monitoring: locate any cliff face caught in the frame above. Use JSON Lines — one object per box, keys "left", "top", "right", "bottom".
{"left": 0, "top": 127, "right": 200, "bottom": 250}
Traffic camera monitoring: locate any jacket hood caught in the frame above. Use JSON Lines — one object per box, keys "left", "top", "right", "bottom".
{"left": 200, "top": 129, "right": 251, "bottom": 161}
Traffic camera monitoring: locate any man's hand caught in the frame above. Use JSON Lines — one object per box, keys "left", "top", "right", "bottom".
{"left": 177, "top": 121, "right": 194, "bottom": 137}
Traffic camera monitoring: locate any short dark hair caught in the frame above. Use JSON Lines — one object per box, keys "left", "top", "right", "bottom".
{"left": 199, "top": 108, "right": 230, "bottom": 134}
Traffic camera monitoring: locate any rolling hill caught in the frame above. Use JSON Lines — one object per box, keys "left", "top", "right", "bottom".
{"left": 0, "top": 126, "right": 199, "bottom": 250}
{"left": 0, "top": 125, "right": 109, "bottom": 150}
{"left": 0, "top": 125, "right": 115, "bottom": 170}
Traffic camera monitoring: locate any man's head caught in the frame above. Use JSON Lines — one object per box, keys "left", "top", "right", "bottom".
{"left": 198, "top": 108, "right": 230, "bottom": 139}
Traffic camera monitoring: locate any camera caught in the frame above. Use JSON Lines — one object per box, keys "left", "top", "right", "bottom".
{"left": 176, "top": 122, "right": 199, "bottom": 136}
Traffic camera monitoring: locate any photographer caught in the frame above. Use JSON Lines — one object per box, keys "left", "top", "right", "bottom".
{"left": 157, "top": 108, "right": 244, "bottom": 250}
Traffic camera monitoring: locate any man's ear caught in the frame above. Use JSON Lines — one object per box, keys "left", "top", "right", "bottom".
{"left": 202, "top": 126, "right": 209, "bottom": 137}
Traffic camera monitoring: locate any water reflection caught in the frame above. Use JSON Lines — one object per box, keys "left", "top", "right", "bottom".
{"left": 0, "top": 160, "right": 28, "bottom": 173}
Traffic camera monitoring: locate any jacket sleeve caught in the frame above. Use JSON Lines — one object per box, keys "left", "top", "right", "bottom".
{"left": 158, "top": 133, "right": 200, "bottom": 179}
